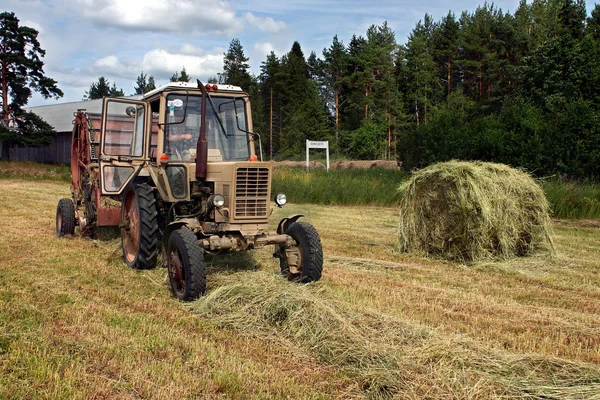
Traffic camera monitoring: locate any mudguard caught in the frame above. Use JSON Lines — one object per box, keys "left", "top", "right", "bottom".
{"left": 162, "top": 221, "right": 188, "bottom": 251}
{"left": 277, "top": 214, "right": 304, "bottom": 234}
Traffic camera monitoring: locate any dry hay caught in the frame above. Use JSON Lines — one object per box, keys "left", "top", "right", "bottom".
{"left": 331, "top": 160, "right": 399, "bottom": 170}
{"left": 99, "top": 196, "right": 121, "bottom": 209}
{"left": 272, "top": 160, "right": 326, "bottom": 169}
{"left": 188, "top": 272, "right": 600, "bottom": 399}
{"left": 397, "top": 160, "right": 553, "bottom": 261}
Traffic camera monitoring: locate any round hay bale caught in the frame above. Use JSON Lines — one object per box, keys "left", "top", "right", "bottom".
{"left": 370, "top": 160, "right": 400, "bottom": 169}
{"left": 397, "top": 161, "right": 553, "bottom": 261}
{"left": 272, "top": 160, "right": 325, "bottom": 169}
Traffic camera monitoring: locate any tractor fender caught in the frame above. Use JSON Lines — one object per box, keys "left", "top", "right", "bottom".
{"left": 162, "top": 221, "right": 188, "bottom": 251}
{"left": 277, "top": 214, "right": 304, "bottom": 234}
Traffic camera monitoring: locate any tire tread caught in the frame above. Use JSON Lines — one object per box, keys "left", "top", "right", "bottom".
{"left": 56, "top": 198, "right": 75, "bottom": 237}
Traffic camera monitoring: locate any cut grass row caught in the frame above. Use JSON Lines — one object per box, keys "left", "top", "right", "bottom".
{"left": 2, "top": 160, "right": 599, "bottom": 219}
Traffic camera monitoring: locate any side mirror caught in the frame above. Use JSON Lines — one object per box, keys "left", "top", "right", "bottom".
{"left": 125, "top": 106, "right": 136, "bottom": 117}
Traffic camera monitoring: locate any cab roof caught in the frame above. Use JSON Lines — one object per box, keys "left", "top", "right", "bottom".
{"left": 143, "top": 81, "right": 244, "bottom": 99}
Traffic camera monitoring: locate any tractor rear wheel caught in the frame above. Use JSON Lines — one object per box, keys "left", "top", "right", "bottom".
{"left": 167, "top": 228, "right": 206, "bottom": 301}
{"left": 121, "top": 183, "right": 159, "bottom": 270}
{"left": 280, "top": 222, "right": 323, "bottom": 283}
{"left": 56, "top": 198, "right": 75, "bottom": 237}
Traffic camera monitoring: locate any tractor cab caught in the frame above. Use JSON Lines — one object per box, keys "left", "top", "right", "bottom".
{"left": 98, "top": 81, "right": 260, "bottom": 202}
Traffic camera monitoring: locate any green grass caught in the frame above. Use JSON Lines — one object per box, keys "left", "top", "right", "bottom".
{"left": 272, "top": 167, "right": 407, "bottom": 207}
{"left": 543, "top": 179, "right": 600, "bottom": 219}
{"left": 0, "top": 161, "right": 70, "bottom": 182}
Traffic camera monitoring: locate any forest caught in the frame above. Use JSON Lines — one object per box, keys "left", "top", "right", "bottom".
{"left": 218, "top": 0, "right": 600, "bottom": 179}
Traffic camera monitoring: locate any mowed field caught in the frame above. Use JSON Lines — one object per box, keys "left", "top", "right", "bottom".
{"left": 1, "top": 179, "right": 599, "bottom": 399}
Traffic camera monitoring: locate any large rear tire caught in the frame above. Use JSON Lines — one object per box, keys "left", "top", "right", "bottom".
{"left": 167, "top": 228, "right": 206, "bottom": 301}
{"left": 56, "top": 198, "right": 75, "bottom": 237}
{"left": 280, "top": 222, "right": 323, "bottom": 283}
{"left": 121, "top": 183, "right": 159, "bottom": 270}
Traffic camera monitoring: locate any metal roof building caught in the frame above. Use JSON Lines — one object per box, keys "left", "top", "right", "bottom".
{"left": 1, "top": 96, "right": 141, "bottom": 163}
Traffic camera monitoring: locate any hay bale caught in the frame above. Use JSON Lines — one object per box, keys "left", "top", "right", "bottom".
{"left": 397, "top": 161, "right": 553, "bottom": 261}
{"left": 331, "top": 160, "right": 399, "bottom": 170}
{"left": 272, "top": 160, "right": 325, "bottom": 169}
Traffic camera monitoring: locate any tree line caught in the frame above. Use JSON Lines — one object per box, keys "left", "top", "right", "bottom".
{"left": 221, "top": 0, "right": 600, "bottom": 178}
{"left": 2, "top": 2, "right": 600, "bottom": 178}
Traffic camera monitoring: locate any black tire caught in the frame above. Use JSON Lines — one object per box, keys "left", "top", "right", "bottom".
{"left": 280, "top": 222, "right": 323, "bottom": 283}
{"left": 56, "top": 198, "right": 75, "bottom": 237}
{"left": 121, "top": 183, "right": 159, "bottom": 270}
{"left": 167, "top": 228, "right": 206, "bottom": 301}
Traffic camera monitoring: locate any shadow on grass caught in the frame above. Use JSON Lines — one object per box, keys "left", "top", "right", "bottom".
{"left": 94, "top": 226, "right": 121, "bottom": 241}
{"left": 205, "top": 251, "right": 262, "bottom": 275}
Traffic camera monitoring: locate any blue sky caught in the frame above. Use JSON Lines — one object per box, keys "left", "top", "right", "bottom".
{"left": 2, "top": 0, "right": 597, "bottom": 106}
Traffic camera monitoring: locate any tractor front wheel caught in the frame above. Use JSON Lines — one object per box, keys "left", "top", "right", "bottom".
{"left": 280, "top": 222, "right": 323, "bottom": 283}
{"left": 121, "top": 183, "right": 159, "bottom": 270}
{"left": 56, "top": 198, "right": 75, "bottom": 237}
{"left": 167, "top": 228, "right": 206, "bottom": 301}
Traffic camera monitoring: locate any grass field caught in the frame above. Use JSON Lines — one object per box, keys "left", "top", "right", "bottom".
{"left": 1, "top": 178, "right": 599, "bottom": 399}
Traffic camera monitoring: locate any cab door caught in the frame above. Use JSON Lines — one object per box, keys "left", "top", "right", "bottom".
{"left": 99, "top": 98, "right": 148, "bottom": 195}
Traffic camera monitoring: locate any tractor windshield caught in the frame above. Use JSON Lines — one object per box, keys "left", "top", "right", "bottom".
{"left": 164, "top": 94, "right": 250, "bottom": 162}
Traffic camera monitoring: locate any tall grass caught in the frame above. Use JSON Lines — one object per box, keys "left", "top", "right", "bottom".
{"left": 0, "top": 161, "right": 71, "bottom": 182}
{"left": 544, "top": 179, "right": 600, "bottom": 219}
{"left": 272, "top": 167, "right": 407, "bottom": 207}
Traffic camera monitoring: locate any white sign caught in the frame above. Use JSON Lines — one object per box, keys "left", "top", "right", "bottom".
{"left": 306, "top": 140, "right": 329, "bottom": 171}
{"left": 307, "top": 141, "right": 328, "bottom": 149}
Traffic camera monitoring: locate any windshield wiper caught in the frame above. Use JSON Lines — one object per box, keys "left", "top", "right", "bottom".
{"left": 197, "top": 80, "right": 228, "bottom": 139}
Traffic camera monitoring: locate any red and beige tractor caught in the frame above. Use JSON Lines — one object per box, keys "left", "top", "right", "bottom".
{"left": 56, "top": 81, "right": 323, "bottom": 301}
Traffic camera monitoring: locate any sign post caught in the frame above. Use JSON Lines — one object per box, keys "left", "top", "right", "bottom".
{"left": 306, "top": 140, "right": 329, "bottom": 171}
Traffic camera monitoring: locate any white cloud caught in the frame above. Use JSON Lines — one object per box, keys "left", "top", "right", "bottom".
{"left": 77, "top": 0, "right": 240, "bottom": 35}
{"left": 21, "top": 19, "right": 44, "bottom": 33}
{"left": 244, "top": 12, "right": 287, "bottom": 33}
{"left": 253, "top": 42, "right": 275, "bottom": 57}
{"left": 141, "top": 48, "right": 223, "bottom": 81}
{"left": 91, "top": 55, "right": 139, "bottom": 79}
{"left": 180, "top": 44, "right": 206, "bottom": 56}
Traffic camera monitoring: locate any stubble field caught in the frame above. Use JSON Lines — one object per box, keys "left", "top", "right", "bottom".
{"left": 0, "top": 178, "right": 599, "bottom": 399}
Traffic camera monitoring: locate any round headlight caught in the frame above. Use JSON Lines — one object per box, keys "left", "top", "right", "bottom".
{"left": 275, "top": 193, "right": 287, "bottom": 206}
{"left": 212, "top": 194, "right": 225, "bottom": 208}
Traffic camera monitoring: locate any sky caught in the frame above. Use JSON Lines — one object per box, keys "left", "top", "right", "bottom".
{"left": 2, "top": 0, "right": 597, "bottom": 106}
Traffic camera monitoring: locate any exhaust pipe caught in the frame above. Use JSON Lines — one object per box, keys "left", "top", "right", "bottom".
{"left": 196, "top": 80, "right": 208, "bottom": 181}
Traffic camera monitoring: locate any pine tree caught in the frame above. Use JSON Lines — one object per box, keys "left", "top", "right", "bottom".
{"left": 134, "top": 71, "right": 156, "bottom": 94}
{"left": 558, "top": 0, "right": 586, "bottom": 40}
{"left": 109, "top": 82, "right": 124, "bottom": 97}
{"left": 170, "top": 67, "right": 191, "bottom": 82}
{"left": 278, "top": 42, "right": 332, "bottom": 157}
{"left": 432, "top": 12, "right": 460, "bottom": 97}
{"left": 260, "top": 52, "right": 281, "bottom": 159}
{"left": 85, "top": 77, "right": 123, "bottom": 99}
{"left": 147, "top": 76, "right": 156, "bottom": 91}
{"left": 322, "top": 35, "right": 348, "bottom": 150}
{"left": 588, "top": 4, "right": 600, "bottom": 40}
{"left": 222, "top": 38, "right": 252, "bottom": 89}
{"left": 405, "top": 20, "right": 438, "bottom": 124}
{"left": 0, "top": 12, "right": 62, "bottom": 135}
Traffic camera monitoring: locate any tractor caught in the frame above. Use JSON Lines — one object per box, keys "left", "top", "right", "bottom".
{"left": 55, "top": 80, "right": 323, "bottom": 301}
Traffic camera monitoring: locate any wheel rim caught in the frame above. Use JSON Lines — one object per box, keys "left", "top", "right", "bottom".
{"left": 122, "top": 191, "right": 139, "bottom": 263}
{"left": 169, "top": 248, "right": 185, "bottom": 296}
{"left": 287, "top": 243, "right": 304, "bottom": 282}
{"left": 57, "top": 209, "right": 63, "bottom": 234}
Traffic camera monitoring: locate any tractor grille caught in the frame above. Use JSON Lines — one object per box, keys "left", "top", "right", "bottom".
{"left": 235, "top": 167, "right": 269, "bottom": 218}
